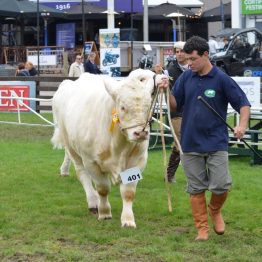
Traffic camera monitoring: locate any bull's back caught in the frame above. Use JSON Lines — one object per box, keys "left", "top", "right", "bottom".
{"left": 52, "top": 74, "right": 114, "bottom": 152}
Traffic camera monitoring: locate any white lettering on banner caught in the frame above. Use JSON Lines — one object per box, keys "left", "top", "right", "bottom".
{"left": 0, "top": 90, "right": 8, "bottom": 106}
{"left": 0, "top": 85, "right": 29, "bottom": 111}
{"left": 56, "top": 3, "right": 71, "bottom": 11}
{"left": 232, "top": 77, "right": 260, "bottom": 108}
{"left": 247, "top": 5, "right": 262, "bottom": 10}
{"left": 244, "top": 0, "right": 262, "bottom": 5}
{"left": 0, "top": 89, "right": 26, "bottom": 107}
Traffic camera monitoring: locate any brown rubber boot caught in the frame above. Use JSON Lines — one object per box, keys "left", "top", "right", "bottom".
{"left": 190, "top": 193, "right": 209, "bottom": 241}
{"left": 166, "top": 147, "right": 180, "bottom": 183}
{"left": 208, "top": 192, "right": 228, "bottom": 235}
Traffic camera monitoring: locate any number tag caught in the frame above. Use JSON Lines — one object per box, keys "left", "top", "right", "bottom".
{"left": 120, "top": 167, "right": 143, "bottom": 185}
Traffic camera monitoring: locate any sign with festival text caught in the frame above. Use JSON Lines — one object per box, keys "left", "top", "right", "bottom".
{"left": 242, "top": 0, "right": 262, "bottom": 15}
{"left": 0, "top": 82, "right": 36, "bottom": 112}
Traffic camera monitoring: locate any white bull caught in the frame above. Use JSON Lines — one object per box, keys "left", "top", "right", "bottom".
{"left": 51, "top": 69, "right": 167, "bottom": 227}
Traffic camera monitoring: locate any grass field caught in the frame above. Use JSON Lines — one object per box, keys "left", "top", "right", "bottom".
{"left": 0, "top": 113, "right": 262, "bottom": 262}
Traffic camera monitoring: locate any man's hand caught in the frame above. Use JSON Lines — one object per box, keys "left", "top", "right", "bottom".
{"left": 158, "top": 75, "right": 169, "bottom": 90}
{"left": 234, "top": 106, "right": 250, "bottom": 139}
{"left": 233, "top": 126, "right": 246, "bottom": 140}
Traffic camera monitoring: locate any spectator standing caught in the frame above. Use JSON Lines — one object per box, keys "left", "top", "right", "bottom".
{"left": 68, "top": 54, "right": 84, "bottom": 77}
{"left": 15, "top": 63, "right": 30, "bottom": 76}
{"left": 153, "top": 63, "right": 166, "bottom": 75}
{"left": 166, "top": 41, "right": 188, "bottom": 183}
{"left": 25, "top": 61, "right": 38, "bottom": 76}
{"left": 208, "top": 35, "right": 219, "bottom": 56}
{"left": 222, "top": 37, "right": 229, "bottom": 51}
{"left": 168, "top": 36, "right": 250, "bottom": 241}
{"left": 84, "top": 52, "right": 102, "bottom": 74}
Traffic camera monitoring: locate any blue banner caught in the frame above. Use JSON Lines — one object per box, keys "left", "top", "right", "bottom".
{"left": 56, "top": 23, "right": 76, "bottom": 49}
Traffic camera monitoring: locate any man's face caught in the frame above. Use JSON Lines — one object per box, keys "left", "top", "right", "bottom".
{"left": 76, "top": 56, "right": 82, "bottom": 64}
{"left": 154, "top": 64, "right": 163, "bottom": 74}
{"left": 175, "top": 48, "right": 187, "bottom": 64}
{"left": 185, "top": 50, "right": 209, "bottom": 73}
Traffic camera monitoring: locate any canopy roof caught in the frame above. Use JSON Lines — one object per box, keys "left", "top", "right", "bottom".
{"left": 147, "top": 0, "right": 203, "bottom": 8}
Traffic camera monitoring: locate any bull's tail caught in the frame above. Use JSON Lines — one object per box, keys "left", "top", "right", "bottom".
{"left": 51, "top": 106, "right": 65, "bottom": 149}
{"left": 51, "top": 126, "right": 65, "bottom": 149}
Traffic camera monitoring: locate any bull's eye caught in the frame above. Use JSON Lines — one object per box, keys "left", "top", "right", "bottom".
{"left": 121, "top": 106, "right": 125, "bottom": 111}
{"left": 140, "top": 77, "right": 146, "bottom": 82}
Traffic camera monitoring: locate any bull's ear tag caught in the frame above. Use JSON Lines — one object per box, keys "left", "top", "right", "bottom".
{"left": 109, "top": 108, "right": 119, "bottom": 132}
{"left": 120, "top": 167, "right": 143, "bottom": 185}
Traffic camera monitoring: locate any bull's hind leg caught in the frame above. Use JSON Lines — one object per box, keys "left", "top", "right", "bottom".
{"left": 120, "top": 183, "right": 137, "bottom": 228}
{"left": 60, "top": 150, "right": 71, "bottom": 176}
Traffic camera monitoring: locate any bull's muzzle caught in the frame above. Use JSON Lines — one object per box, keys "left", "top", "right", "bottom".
{"left": 133, "top": 130, "right": 148, "bottom": 140}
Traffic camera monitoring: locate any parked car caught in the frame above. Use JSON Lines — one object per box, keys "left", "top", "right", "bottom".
{"left": 211, "top": 28, "right": 262, "bottom": 76}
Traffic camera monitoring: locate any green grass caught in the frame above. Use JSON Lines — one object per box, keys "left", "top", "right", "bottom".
{"left": 0, "top": 113, "right": 262, "bottom": 262}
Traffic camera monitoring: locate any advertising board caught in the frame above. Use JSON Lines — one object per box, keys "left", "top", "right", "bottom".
{"left": 0, "top": 82, "right": 36, "bottom": 112}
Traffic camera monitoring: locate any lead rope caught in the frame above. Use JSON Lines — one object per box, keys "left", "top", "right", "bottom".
{"left": 159, "top": 89, "right": 173, "bottom": 212}
{"left": 165, "top": 88, "right": 183, "bottom": 155}
{"left": 145, "top": 78, "right": 183, "bottom": 213}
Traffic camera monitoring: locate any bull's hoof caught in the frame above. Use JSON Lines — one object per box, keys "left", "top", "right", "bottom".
{"left": 121, "top": 221, "right": 136, "bottom": 228}
{"left": 98, "top": 214, "right": 112, "bottom": 220}
{"left": 89, "top": 208, "right": 98, "bottom": 215}
{"left": 60, "top": 173, "right": 69, "bottom": 177}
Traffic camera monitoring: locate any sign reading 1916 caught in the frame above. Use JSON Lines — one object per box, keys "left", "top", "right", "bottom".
{"left": 120, "top": 167, "right": 143, "bottom": 185}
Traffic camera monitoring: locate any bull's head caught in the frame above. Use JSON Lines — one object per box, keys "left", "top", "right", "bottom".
{"left": 104, "top": 69, "right": 168, "bottom": 142}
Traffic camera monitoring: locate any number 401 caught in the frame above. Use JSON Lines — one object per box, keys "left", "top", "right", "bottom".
{"left": 128, "top": 174, "right": 141, "bottom": 182}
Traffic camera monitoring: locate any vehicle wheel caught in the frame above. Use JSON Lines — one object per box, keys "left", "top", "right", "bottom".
{"left": 113, "top": 58, "right": 117, "bottom": 64}
{"left": 102, "top": 60, "right": 107, "bottom": 66}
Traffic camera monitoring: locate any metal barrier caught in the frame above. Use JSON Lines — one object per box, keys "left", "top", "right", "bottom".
{"left": 26, "top": 46, "right": 65, "bottom": 75}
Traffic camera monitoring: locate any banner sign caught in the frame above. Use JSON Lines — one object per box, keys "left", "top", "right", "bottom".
{"left": 56, "top": 23, "right": 75, "bottom": 49}
{"left": 242, "top": 0, "right": 262, "bottom": 15}
{"left": 30, "top": 1, "right": 101, "bottom": 11}
{"left": 27, "top": 55, "right": 57, "bottom": 66}
{"left": 232, "top": 77, "right": 261, "bottom": 108}
{"left": 0, "top": 82, "right": 36, "bottom": 112}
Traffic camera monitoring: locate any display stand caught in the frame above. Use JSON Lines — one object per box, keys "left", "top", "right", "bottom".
{"left": 83, "top": 41, "right": 99, "bottom": 64}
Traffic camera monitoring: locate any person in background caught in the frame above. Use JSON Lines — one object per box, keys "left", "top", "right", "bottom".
{"left": 69, "top": 54, "right": 84, "bottom": 77}
{"left": 222, "top": 37, "right": 229, "bottom": 51}
{"left": 15, "top": 63, "right": 30, "bottom": 76}
{"left": 166, "top": 41, "right": 188, "bottom": 183}
{"left": 153, "top": 63, "right": 164, "bottom": 74}
{"left": 25, "top": 61, "right": 38, "bottom": 76}
{"left": 168, "top": 36, "right": 250, "bottom": 241}
{"left": 208, "top": 35, "right": 219, "bottom": 56}
{"left": 153, "top": 63, "right": 169, "bottom": 75}
{"left": 84, "top": 52, "right": 102, "bottom": 74}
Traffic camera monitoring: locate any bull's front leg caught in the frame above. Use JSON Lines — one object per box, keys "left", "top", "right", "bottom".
{"left": 96, "top": 177, "right": 112, "bottom": 220}
{"left": 120, "top": 183, "right": 137, "bottom": 228}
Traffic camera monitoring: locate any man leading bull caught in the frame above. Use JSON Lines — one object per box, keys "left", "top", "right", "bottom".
{"left": 165, "top": 36, "right": 250, "bottom": 241}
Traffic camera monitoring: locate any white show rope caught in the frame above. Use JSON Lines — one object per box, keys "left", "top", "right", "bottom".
{"left": 0, "top": 95, "right": 54, "bottom": 127}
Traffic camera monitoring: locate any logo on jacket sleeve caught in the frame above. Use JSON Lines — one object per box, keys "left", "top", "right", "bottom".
{"left": 204, "top": 89, "right": 216, "bottom": 98}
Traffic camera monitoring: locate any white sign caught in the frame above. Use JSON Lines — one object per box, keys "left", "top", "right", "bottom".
{"left": 27, "top": 55, "right": 57, "bottom": 66}
{"left": 99, "top": 28, "right": 121, "bottom": 77}
{"left": 232, "top": 77, "right": 261, "bottom": 108}
{"left": 120, "top": 167, "right": 143, "bottom": 185}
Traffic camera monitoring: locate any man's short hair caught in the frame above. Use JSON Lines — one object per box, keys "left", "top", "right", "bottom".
{"left": 184, "top": 36, "right": 209, "bottom": 56}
